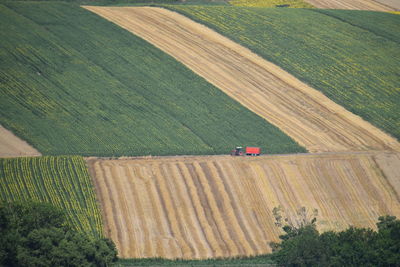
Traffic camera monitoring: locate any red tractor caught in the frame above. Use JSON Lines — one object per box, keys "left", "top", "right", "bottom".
{"left": 231, "top": 146, "right": 261, "bottom": 156}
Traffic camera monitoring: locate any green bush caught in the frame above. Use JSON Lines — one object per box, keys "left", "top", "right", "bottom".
{"left": 271, "top": 216, "right": 400, "bottom": 266}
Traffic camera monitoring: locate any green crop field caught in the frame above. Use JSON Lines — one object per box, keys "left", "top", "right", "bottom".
{"left": 0, "top": 156, "right": 102, "bottom": 237}
{"left": 0, "top": 2, "right": 304, "bottom": 156}
{"left": 167, "top": 6, "right": 400, "bottom": 141}
{"left": 229, "top": 0, "right": 313, "bottom": 8}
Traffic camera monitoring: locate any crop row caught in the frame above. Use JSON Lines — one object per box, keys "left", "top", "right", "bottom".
{"left": 0, "top": 156, "right": 103, "bottom": 238}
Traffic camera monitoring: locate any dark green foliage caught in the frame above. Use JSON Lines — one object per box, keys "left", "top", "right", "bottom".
{"left": 167, "top": 6, "right": 400, "bottom": 141}
{"left": 114, "top": 255, "right": 275, "bottom": 266}
{"left": 272, "top": 225, "right": 328, "bottom": 266}
{"left": 0, "top": 2, "right": 304, "bottom": 156}
{"left": 271, "top": 216, "right": 400, "bottom": 266}
{"left": 375, "top": 215, "right": 400, "bottom": 265}
{"left": 0, "top": 202, "right": 117, "bottom": 267}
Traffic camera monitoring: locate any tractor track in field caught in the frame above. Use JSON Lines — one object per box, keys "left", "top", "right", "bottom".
{"left": 86, "top": 151, "right": 400, "bottom": 259}
{"left": 84, "top": 6, "right": 400, "bottom": 154}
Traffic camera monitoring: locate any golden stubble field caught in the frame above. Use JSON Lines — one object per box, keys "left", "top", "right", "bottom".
{"left": 87, "top": 152, "right": 400, "bottom": 259}
{"left": 0, "top": 125, "right": 41, "bottom": 158}
{"left": 84, "top": 6, "right": 400, "bottom": 153}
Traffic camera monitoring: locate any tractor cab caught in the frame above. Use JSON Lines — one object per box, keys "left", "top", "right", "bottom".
{"left": 231, "top": 146, "right": 243, "bottom": 156}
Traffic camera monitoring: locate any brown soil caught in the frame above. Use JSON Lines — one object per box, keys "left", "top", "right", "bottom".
{"left": 83, "top": 6, "right": 400, "bottom": 153}
{"left": 86, "top": 152, "right": 400, "bottom": 259}
{"left": 304, "top": 0, "right": 398, "bottom": 11}
{"left": 0, "top": 125, "right": 41, "bottom": 158}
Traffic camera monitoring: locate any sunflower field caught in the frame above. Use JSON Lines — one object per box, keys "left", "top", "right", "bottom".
{"left": 0, "top": 156, "right": 103, "bottom": 238}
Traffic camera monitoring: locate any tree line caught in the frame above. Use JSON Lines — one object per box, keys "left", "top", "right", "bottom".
{"left": 270, "top": 208, "right": 400, "bottom": 266}
{"left": 0, "top": 202, "right": 117, "bottom": 267}
{"left": 1, "top": 201, "right": 399, "bottom": 266}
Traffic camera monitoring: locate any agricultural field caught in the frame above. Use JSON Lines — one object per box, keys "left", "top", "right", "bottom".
{"left": 0, "top": 156, "right": 103, "bottom": 238}
{"left": 303, "top": 0, "right": 398, "bottom": 11}
{"left": 229, "top": 0, "right": 314, "bottom": 8}
{"left": 87, "top": 6, "right": 400, "bottom": 153}
{"left": 167, "top": 6, "right": 400, "bottom": 142}
{"left": 87, "top": 152, "right": 400, "bottom": 259}
{"left": 0, "top": 2, "right": 304, "bottom": 156}
{"left": 0, "top": 125, "right": 41, "bottom": 157}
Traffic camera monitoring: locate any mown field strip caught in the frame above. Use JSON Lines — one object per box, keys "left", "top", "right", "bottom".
{"left": 304, "top": 0, "right": 398, "bottom": 11}
{"left": 84, "top": 6, "right": 400, "bottom": 153}
{"left": 0, "top": 125, "right": 41, "bottom": 157}
{"left": 87, "top": 152, "right": 400, "bottom": 259}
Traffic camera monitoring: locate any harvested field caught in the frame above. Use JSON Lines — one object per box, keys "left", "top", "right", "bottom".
{"left": 0, "top": 125, "right": 41, "bottom": 157}
{"left": 87, "top": 152, "right": 400, "bottom": 259}
{"left": 304, "top": 0, "right": 398, "bottom": 11}
{"left": 84, "top": 7, "right": 400, "bottom": 153}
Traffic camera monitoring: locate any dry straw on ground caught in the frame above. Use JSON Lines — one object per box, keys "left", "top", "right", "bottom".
{"left": 87, "top": 152, "right": 400, "bottom": 259}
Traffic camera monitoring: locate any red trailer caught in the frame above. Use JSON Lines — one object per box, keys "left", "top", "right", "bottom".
{"left": 245, "top": 147, "right": 261, "bottom": 156}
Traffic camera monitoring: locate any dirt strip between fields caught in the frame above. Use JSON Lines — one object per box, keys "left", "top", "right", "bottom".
{"left": 304, "top": 0, "right": 399, "bottom": 11}
{"left": 84, "top": 6, "right": 400, "bottom": 153}
{"left": 86, "top": 152, "right": 400, "bottom": 259}
{"left": 0, "top": 125, "right": 41, "bottom": 157}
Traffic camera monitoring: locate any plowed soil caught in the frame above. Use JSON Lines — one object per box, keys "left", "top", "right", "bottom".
{"left": 87, "top": 152, "right": 400, "bottom": 259}
{"left": 0, "top": 125, "right": 41, "bottom": 157}
{"left": 84, "top": 7, "right": 400, "bottom": 153}
{"left": 304, "top": 0, "right": 398, "bottom": 11}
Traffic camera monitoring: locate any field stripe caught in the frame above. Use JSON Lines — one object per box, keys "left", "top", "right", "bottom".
{"left": 212, "top": 161, "right": 259, "bottom": 254}
{"left": 171, "top": 164, "right": 208, "bottom": 258}
{"left": 178, "top": 162, "right": 219, "bottom": 258}
{"left": 102, "top": 164, "right": 126, "bottom": 255}
{"left": 123, "top": 165, "right": 146, "bottom": 257}
{"left": 163, "top": 164, "right": 197, "bottom": 257}
{"left": 219, "top": 161, "right": 268, "bottom": 255}
{"left": 153, "top": 163, "right": 184, "bottom": 258}
{"left": 207, "top": 161, "right": 252, "bottom": 255}
{"left": 191, "top": 162, "right": 229, "bottom": 256}
{"left": 303, "top": 0, "right": 397, "bottom": 11}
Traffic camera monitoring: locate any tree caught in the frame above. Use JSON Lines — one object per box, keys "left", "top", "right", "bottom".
{"left": 0, "top": 201, "right": 117, "bottom": 267}
{"left": 270, "top": 206, "right": 327, "bottom": 266}
{"left": 375, "top": 215, "right": 400, "bottom": 265}
{"left": 271, "top": 211, "right": 400, "bottom": 267}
